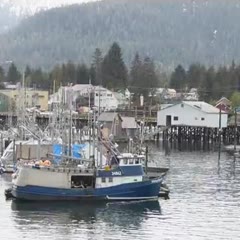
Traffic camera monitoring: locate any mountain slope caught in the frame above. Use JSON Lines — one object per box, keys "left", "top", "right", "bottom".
{"left": 0, "top": 3, "right": 19, "bottom": 33}
{"left": 0, "top": 0, "right": 97, "bottom": 16}
{"left": 0, "top": 0, "right": 240, "bottom": 70}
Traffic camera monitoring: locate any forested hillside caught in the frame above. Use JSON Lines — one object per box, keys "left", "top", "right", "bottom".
{"left": 0, "top": 4, "right": 19, "bottom": 33}
{"left": 0, "top": 0, "right": 240, "bottom": 69}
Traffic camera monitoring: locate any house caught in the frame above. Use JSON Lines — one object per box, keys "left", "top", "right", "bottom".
{"left": 183, "top": 88, "right": 199, "bottom": 101}
{"left": 98, "top": 112, "right": 122, "bottom": 139}
{"left": 0, "top": 92, "right": 12, "bottom": 112}
{"left": 156, "top": 88, "right": 177, "bottom": 100}
{"left": 0, "top": 89, "right": 49, "bottom": 111}
{"left": 157, "top": 101, "right": 228, "bottom": 128}
{"left": 113, "top": 91, "right": 128, "bottom": 109}
{"left": 215, "top": 97, "right": 231, "bottom": 113}
{"left": 49, "top": 84, "right": 95, "bottom": 111}
{"left": 121, "top": 116, "right": 139, "bottom": 139}
{"left": 94, "top": 87, "right": 119, "bottom": 111}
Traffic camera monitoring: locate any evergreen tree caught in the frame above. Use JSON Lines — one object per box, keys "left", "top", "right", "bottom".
{"left": 0, "top": 66, "right": 5, "bottom": 82}
{"left": 31, "top": 68, "right": 44, "bottom": 88}
{"left": 76, "top": 64, "right": 89, "bottom": 84}
{"left": 6, "top": 63, "right": 21, "bottom": 83}
{"left": 199, "top": 66, "right": 215, "bottom": 102}
{"left": 91, "top": 48, "right": 103, "bottom": 85}
{"left": 102, "top": 42, "right": 128, "bottom": 89}
{"left": 141, "top": 57, "right": 159, "bottom": 97}
{"left": 187, "top": 63, "right": 206, "bottom": 90}
{"left": 50, "top": 65, "right": 64, "bottom": 90}
{"left": 0, "top": 66, "right": 5, "bottom": 89}
{"left": 25, "top": 65, "right": 32, "bottom": 78}
{"left": 169, "top": 64, "right": 186, "bottom": 91}
{"left": 213, "top": 66, "right": 228, "bottom": 99}
{"left": 24, "top": 65, "right": 32, "bottom": 87}
{"left": 66, "top": 61, "right": 77, "bottom": 84}
{"left": 130, "top": 52, "right": 142, "bottom": 94}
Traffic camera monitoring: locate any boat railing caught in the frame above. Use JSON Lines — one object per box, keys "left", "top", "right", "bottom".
{"left": 21, "top": 163, "right": 95, "bottom": 174}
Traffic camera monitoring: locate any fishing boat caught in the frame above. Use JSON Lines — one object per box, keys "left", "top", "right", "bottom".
{"left": 11, "top": 147, "right": 164, "bottom": 201}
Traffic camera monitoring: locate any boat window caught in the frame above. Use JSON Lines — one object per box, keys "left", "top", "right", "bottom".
{"left": 109, "top": 177, "right": 113, "bottom": 183}
{"left": 102, "top": 177, "right": 106, "bottom": 183}
{"left": 123, "top": 158, "right": 128, "bottom": 165}
{"left": 135, "top": 158, "right": 140, "bottom": 164}
{"left": 129, "top": 158, "right": 134, "bottom": 164}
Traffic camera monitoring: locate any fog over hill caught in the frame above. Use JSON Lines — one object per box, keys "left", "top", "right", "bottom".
{"left": 0, "top": 0, "right": 240, "bottom": 70}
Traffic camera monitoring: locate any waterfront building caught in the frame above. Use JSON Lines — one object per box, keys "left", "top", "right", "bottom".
{"left": 0, "top": 89, "right": 49, "bottom": 111}
{"left": 98, "top": 112, "right": 122, "bottom": 139}
{"left": 157, "top": 101, "right": 228, "bottom": 128}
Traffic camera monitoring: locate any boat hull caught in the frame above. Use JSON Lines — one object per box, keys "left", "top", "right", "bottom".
{"left": 12, "top": 178, "right": 162, "bottom": 201}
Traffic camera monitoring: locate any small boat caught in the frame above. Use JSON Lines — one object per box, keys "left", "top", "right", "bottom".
{"left": 223, "top": 144, "right": 240, "bottom": 153}
{"left": 11, "top": 151, "right": 165, "bottom": 201}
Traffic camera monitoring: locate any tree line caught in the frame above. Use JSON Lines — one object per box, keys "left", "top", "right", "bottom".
{"left": 1, "top": 42, "right": 240, "bottom": 106}
{"left": 0, "top": 42, "right": 159, "bottom": 101}
{"left": 169, "top": 62, "right": 240, "bottom": 105}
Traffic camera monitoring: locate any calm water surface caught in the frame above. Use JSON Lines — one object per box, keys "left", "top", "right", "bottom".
{"left": 1, "top": 144, "right": 240, "bottom": 240}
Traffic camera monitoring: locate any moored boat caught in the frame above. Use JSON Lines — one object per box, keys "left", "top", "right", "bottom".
{"left": 11, "top": 152, "right": 164, "bottom": 201}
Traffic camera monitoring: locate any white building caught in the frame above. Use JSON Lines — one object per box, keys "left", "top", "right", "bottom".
{"left": 49, "top": 84, "right": 94, "bottom": 107}
{"left": 157, "top": 101, "right": 228, "bottom": 128}
{"left": 156, "top": 88, "right": 177, "bottom": 100}
{"left": 50, "top": 84, "right": 128, "bottom": 111}
{"left": 94, "top": 86, "right": 118, "bottom": 111}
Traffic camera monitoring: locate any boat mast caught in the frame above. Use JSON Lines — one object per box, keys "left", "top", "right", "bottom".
{"left": 68, "top": 85, "right": 73, "bottom": 158}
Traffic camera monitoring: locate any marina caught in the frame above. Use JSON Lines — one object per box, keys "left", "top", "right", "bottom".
{"left": 1, "top": 144, "right": 240, "bottom": 239}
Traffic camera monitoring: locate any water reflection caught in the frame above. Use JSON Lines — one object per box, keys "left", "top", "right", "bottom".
{"left": 11, "top": 200, "right": 161, "bottom": 230}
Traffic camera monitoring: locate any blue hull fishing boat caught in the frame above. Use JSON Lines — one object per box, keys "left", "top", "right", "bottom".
{"left": 11, "top": 152, "right": 164, "bottom": 201}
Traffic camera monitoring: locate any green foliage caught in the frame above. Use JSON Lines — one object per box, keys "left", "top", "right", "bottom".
{"left": 0, "top": 66, "right": 5, "bottom": 82}
{"left": 169, "top": 65, "right": 186, "bottom": 90}
{"left": 91, "top": 48, "right": 103, "bottom": 85}
{"left": 102, "top": 42, "right": 128, "bottom": 89}
{"left": 6, "top": 63, "right": 21, "bottom": 83}
{"left": 76, "top": 64, "right": 89, "bottom": 84}
{"left": 230, "top": 92, "right": 240, "bottom": 109}
{"left": 1, "top": 0, "right": 240, "bottom": 69}
{"left": 130, "top": 53, "right": 159, "bottom": 104}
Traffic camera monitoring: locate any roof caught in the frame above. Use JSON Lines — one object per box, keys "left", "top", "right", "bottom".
{"left": 183, "top": 101, "right": 225, "bottom": 113}
{"left": 215, "top": 97, "right": 231, "bottom": 106}
{"left": 160, "top": 104, "right": 173, "bottom": 110}
{"left": 159, "top": 101, "right": 227, "bottom": 114}
{"left": 71, "top": 84, "right": 93, "bottom": 91}
{"left": 121, "top": 117, "right": 138, "bottom": 129}
{"left": 98, "top": 112, "right": 122, "bottom": 122}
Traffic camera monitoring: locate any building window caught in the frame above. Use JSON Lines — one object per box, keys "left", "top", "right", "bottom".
{"left": 201, "top": 117, "right": 205, "bottom": 121}
{"left": 109, "top": 177, "right": 113, "bottom": 183}
{"left": 173, "top": 116, "right": 178, "bottom": 121}
{"left": 101, "top": 177, "right": 106, "bottom": 183}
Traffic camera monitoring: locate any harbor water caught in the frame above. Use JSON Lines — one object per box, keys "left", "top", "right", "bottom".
{"left": 1, "top": 143, "right": 240, "bottom": 240}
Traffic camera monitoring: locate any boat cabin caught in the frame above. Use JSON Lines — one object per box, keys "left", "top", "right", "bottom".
{"left": 69, "top": 154, "right": 145, "bottom": 189}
